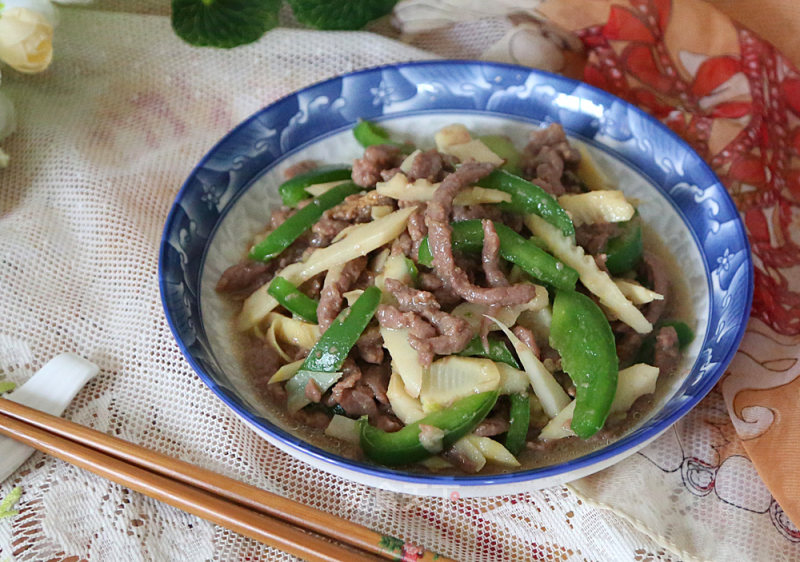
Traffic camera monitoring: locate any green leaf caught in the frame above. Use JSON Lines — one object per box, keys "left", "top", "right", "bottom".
{"left": 0, "top": 381, "right": 15, "bottom": 394}
{"left": 171, "top": 0, "right": 282, "bottom": 48}
{"left": 287, "top": 0, "right": 398, "bottom": 30}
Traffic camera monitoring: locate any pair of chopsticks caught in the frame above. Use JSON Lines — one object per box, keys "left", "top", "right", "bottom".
{"left": 0, "top": 397, "right": 451, "bottom": 562}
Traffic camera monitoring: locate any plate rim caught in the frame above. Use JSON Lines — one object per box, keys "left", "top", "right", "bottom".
{"left": 158, "top": 59, "right": 754, "bottom": 487}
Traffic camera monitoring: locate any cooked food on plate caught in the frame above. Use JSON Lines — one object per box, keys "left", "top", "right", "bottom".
{"left": 216, "top": 120, "right": 693, "bottom": 473}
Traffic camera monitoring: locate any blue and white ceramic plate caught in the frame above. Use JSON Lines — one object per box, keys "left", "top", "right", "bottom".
{"left": 159, "top": 61, "right": 753, "bottom": 497}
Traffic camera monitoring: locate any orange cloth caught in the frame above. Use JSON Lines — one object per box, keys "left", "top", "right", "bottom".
{"left": 541, "top": 0, "right": 800, "bottom": 529}
{"left": 709, "top": 0, "right": 800, "bottom": 66}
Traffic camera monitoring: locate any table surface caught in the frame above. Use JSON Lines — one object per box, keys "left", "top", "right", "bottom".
{"left": 0, "top": 2, "right": 799, "bottom": 561}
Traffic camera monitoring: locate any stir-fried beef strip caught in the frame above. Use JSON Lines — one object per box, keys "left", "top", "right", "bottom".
{"left": 425, "top": 162, "right": 538, "bottom": 306}
{"left": 283, "top": 160, "right": 318, "bottom": 180}
{"left": 352, "top": 145, "right": 405, "bottom": 188}
{"left": 304, "top": 379, "right": 323, "bottom": 403}
{"left": 520, "top": 123, "right": 582, "bottom": 196}
{"left": 513, "top": 324, "right": 541, "bottom": 359}
{"left": 406, "top": 149, "right": 458, "bottom": 182}
{"left": 404, "top": 203, "right": 429, "bottom": 259}
{"left": 328, "top": 190, "right": 396, "bottom": 223}
{"left": 473, "top": 417, "right": 511, "bottom": 437}
{"left": 575, "top": 222, "right": 620, "bottom": 256}
{"left": 309, "top": 217, "right": 350, "bottom": 247}
{"left": 216, "top": 236, "right": 310, "bottom": 299}
{"left": 451, "top": 204, "right": 504, "bottom": 223}
{"left": 317, "top": 256, "right": 368, "bottom": 332}
{"left": 641, "top": 251, "right": 670, "bottom": 324}
{"left": 481, "top": 219, "right": 509, "bottom": 288}
{"left": 356, "top": 325, "right": 384, "bottom": 364}
{"left": 385, "top": 278, "right": 440, "bottom": 311}
{"left": 653, "top": 325, "right": 680, "bottom": 374}
{"left": 416, "top": 271, "right": 462, "bottom": 307}
{"left": 375, "top": 284, "right": 473, "bottom": 367}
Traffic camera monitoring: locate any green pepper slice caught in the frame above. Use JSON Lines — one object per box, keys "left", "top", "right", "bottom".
{"left": 404, "top": 257, "right": 419, "bottom": 286}
{"left": 249, "top": 181, "right": 361, "bottom": 262}
{"left": 301, "top": 285, "right": 381, "bottom": 373}
{"left": 352, "top": 120, "right": 413, "bottom": 152}
{"left": 550, "top": 290, "right": 619, "bottom": 439}
{"left": 505, "top": 393, "right": 530, "bottom": 455}
{"left": 458, "top": 336, "right": 520, "bottom": 369}
{"left": 479, "top": 135, "right": 522, "bottom": 175}
{"left": 267, "top": 276, "right": 318, "bottom": 324}
{"left": 417, "top": 220, "right": 578, "bottom": 291}
{"left": 604, "top": 217, "right": 643, "bottom": 275}
{"left": 286, "top": 286, "right": 382, "bottom": 412}
{"left": 476, "top": 170, "right": 575, "bottom": 238}
{"left": 359, "top": 391, "right": 499, "bottom": 466}
{"left": 278, "top": 164, "right": 353, "bottom": 207}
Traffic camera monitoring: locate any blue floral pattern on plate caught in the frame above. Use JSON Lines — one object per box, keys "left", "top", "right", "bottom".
{"left": 159, "top": 61, "right": 752, "bottom": 487}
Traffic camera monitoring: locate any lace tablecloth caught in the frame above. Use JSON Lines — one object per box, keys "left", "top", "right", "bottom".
{"left": 0, "top": 2, "right": 798, "bottom": 561}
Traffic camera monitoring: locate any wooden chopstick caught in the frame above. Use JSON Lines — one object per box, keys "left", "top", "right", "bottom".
{"left": 0, "top": 398, "right": 450, "bottom": 562}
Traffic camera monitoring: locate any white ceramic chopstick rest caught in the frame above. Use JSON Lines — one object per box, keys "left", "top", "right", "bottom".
{"left": 0, "top": 353, "right": 99, "bottom": 482}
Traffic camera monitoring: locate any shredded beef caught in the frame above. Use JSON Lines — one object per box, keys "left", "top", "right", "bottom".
{"left": 352, "top": 145, "right": 404, "bottom": 188}
{"left": 243, "top": 337, "right": 283, "bottom": 383}
{"left": 481, "top": 220, "right": 508, "bottom": 287}
{"left": 406, "top": 149, "right": 455, "bottom": 182}
{"left": 513, "top": 324, "right": 541, "bottom": 359}
{"left": 380, "top": 167, "right": 401, "bottom": 181}
{"left": 376, "top": 302, "right": 472, "bottom": 367}
{"left": 420, "top": 308, "right": 474, "bottom": 357}
{"left": 442, "top": 444, "right": 482, "bottom": 472}
{"left": 501, "top": 211, "right": 525, "bottom": 233}
{"left": 451, "top": 204, "right": 504, "bottom": 223}
{"left": 354, "top": 268, "right": 376, "bottom": 290}
{"left": 376, "top": 304, "right": 436, "bottom": 335}
{"left": 356, "top": 325, "right": 384, "bottom": 364}
{"left": 317, "top": 257, "right": 368, "bottom": 332}
{"left": 327, "top": 360, "right": 381, "bottom": 418}
{"left": 520, "top": 124, "right": 581, "bottom": 196}
{"left": 299, "top": 274, "right": 324, "bottom": 300}
{"left": 615, "top": 330, "right": 643, "bottom": 365}
{"left": 425, "top": 162, "right": 537, "bottom": 306}
{"left": 327, "top": 191, "right": 396, "bottom": 224}
{"left": 417, "top": 272, "right": 462, "bottom": 307}
{"left": 309, "top": 217, "right": 350, "bottom": 247}
{"left": 269, "top": 206, "right": 295, "bottom": 229}
{"left": 654, "top": 325, "right": 680, "bottom": 375}
{"left": 473, "top": 417, "right": 510, "bottom": 437}
{"left": 641, "top": 252, "right": 670, "bottom": 324}
{"left": 391, "top": 232, "right": 413, "bottom": 257}
{"left": 215, "top": 260, "right": 271, "bottom": 298}
{"left": 385, "top": 278, "right": 440, "bottom": 312}
{"left": 291, "top": 408, "right": 331, "bottom": 429}
{"left": 304, "top": 379, "right": 322, "bottom": 403}
{"left": 284, "top": 160, "right": 317, "bottom": 180}
{"left": 405, "top": 204, "right": 428, "bottom": 259}
{"left": 361, "top": 363, "right": 390, "bottom": 406}
{"left": 575, "top": 223, "right": 620, "bottom": 256}
{"left": 562, "top": 170, "right": 587, "bottom": 194}
{"left": 594, "top": 253, "right": 609, "bottom": 273}
{"left": 372, "top": 413, "right": 403, "bottom": 433}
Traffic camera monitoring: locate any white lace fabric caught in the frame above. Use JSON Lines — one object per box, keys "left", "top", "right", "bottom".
{"left": 0, "top": 7, "right": 798, "bottom": 562}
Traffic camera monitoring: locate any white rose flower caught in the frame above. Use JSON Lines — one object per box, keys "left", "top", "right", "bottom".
{"left": 0, "top": 91, "right": 15, "bottom": 167}
{"left": 2, "top": 0, "right": 58, "bottom": 26}
{"left": 0, "top": 6, "right": 54, "bottom": 73}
